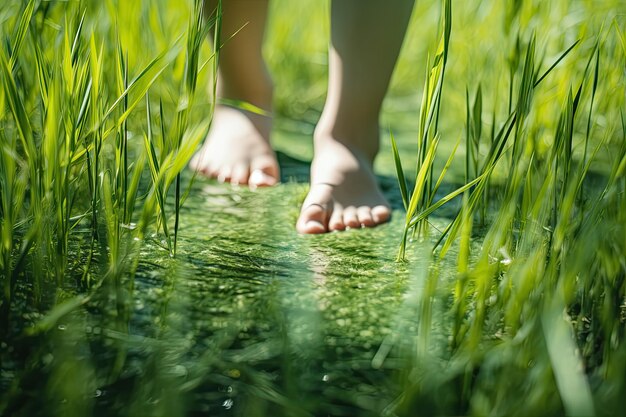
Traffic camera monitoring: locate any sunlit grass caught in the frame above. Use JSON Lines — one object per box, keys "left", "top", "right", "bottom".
{"left": 388, "top": 1, "right": 625, "bottom": 415}
{"left": 0, "top": 0, "right": 217, "bottom": 332}
{"left": 0, "top": 0, "right": 624, "bottom": 416}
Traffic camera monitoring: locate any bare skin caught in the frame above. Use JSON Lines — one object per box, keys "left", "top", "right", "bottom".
{"left": 189, "top": 105, "right": 277, "bottom": 186}
{"left": 196, "top": 0, "right": 414, "bottom": 232}
{"left": 190, "top": 0, "right": 279, "bottom": 187}
{"left": 295, "top": 0, "right": 413, "bottom": 233}
{"left": 296, "top": 128, "right": 391, "bottom": 233}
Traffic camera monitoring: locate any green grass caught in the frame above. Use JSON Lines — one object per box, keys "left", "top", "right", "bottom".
{"left": 387, "top": 1, "right": 625, "bottom": 415}
{"left": 1, "top": 0, "right": 625, "bottom": 416}
{"left": 0, "top": 0, "right": 216, "bottom": 327}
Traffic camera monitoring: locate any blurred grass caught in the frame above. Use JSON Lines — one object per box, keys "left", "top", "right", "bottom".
{"left": 267, "top": 0, "right": 624, "bottom": 179}
{"left": 0, "top": 0, "right": 625, "bottom": 416}
{"left": 0, "top": 0, "right": 215, "bottom": 329}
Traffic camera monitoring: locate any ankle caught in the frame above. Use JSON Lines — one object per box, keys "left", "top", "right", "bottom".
{"left": 218, "top": 71, "right": 274, "bottom": 111}
{"left": 313, "top": 120, "right": 380, "bottom": 162}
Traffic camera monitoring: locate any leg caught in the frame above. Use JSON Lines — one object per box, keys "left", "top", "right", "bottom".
{"left": 190, "top": 0, "right": 279, "bottom": 187}
{"left": 296, "top": 0, "right": 414, "bottom": 233}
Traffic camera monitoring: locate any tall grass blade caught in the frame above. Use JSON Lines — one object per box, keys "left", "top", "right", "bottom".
{"left": 8, "top": 0, "right": 35, "bottom": 68}
{"left": 533, "top": 39, "right": 580, "bottom": 87}
{"left": 390, "top": 130, "right": 409, "bottom": 210}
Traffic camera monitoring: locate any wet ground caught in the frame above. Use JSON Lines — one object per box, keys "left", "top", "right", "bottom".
{"left": 1, "top": 127, "right": 462, "bottom": 417}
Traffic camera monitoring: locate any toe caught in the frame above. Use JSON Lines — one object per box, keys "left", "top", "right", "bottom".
{"left": 297, "top": 184, "right": 334, "bottom": 234}
{"left": 328, "top": 206, "right": 346, "bottom": 231}
{"left": 249, "top": 169, "right": 278, "bottom": 188}
{"left": 189, "top": 153, "right": 199, "bottom": 170}
{"left": 297, "top": 203, "right": 329, "bottom": 234}
{"left": 231, "top": 163, "right": 250, "bottom": 185}
{"left": 217, "top": 167, "right": 232, "bottom": 183}
{"left": 190, "top": 143, "right": 211, "bottom": 173}
{"left": 189, "top": 144, "right": 204, "bottom": 168}
{"left": 343, "top": 207, "right": 360, "bottom": 229}
{"left": 250, "top": 154, "right": 279, "bottom": 187}
{"left": 205, "top": 163, "right": 219, "bottom": 178}
{"left": 190, "top": 153, "right": 211, "bottom": 177}
{"left": 357, "top": 206, "right": 375, "bottom": 228}
{"left": 372, "top": 205, "right": 391, "bottom": 224}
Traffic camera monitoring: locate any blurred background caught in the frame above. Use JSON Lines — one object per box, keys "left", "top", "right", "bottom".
{"left": 1, "top": 1, "right": 625, "bottom": 416}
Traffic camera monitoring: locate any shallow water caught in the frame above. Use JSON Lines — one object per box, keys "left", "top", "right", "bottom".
{"left": 1, "top": 140, "right": 462, "bottom": 417}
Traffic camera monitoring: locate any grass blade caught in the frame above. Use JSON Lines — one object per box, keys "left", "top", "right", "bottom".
{"left": 390, "top": 129, "right": 409, "bottom": 210}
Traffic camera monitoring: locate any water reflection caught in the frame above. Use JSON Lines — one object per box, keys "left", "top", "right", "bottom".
{"left": 1, "top": 150, "right": 452, "bottom": 417}
{"left": 122, "top": 154, "right": 420, "bottom": 415}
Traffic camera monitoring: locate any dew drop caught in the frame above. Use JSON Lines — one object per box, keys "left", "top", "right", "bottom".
{"left": 222, "top": 399, "right": 234, "bottom": 410}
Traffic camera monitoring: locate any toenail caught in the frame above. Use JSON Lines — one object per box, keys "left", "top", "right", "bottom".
{"left": 305, "top": 203, "right": 328, "bottom": 211}
{"left": 249, "top": 170, "right": 262, "bottom": 183}
{"left": 250, "top": 170, "right": 278, "bottom": 187}
{"left": 304, "top": 220, "right": 326, "bottom": 233}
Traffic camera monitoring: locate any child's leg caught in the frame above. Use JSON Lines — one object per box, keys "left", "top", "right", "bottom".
{"left": 190, "top": 0, "right": 279, "bottom": 187}
{"left": 296, "top": 0, "right": 414, "bottom": 233}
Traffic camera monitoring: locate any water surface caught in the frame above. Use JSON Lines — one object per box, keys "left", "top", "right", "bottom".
{"left": 1, "top": 138, "right": 459, "bottom": 417}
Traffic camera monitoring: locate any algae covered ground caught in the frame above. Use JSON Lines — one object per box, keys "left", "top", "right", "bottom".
{"left": 1, "top": 0, "right": 625, "bottom": 416}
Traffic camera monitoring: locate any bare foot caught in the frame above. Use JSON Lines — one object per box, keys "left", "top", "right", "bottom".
{"left": 190, "top": 105, "right": 279, "bottom": 187}
{"left": 296, "top": 129, "right": 391, "bottom": 234}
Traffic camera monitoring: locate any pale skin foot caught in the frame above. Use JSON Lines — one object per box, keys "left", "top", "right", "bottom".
{"left": 193, "top": 0, "right": 279, "bottom": 187}
{"left": 198, "top": 0, "right": 413, "bottom": 232}
{"left": 296, "top": 130, "right": 391, "bottom": 234}
{"left": 189, "top": 105, "right": 278, "bottom": 187}
{"left": 295, "top": 0, "right": 413, "bottom": 234}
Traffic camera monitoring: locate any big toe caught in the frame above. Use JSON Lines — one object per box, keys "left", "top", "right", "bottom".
{"left": 249, "top": 155, "right": 280, "bottom": 188}
{"left": 297, "top": 203, "right": 331, "bottom": 234}
{"left": 189, "top": 149, "right": 207, "bottom": 172}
